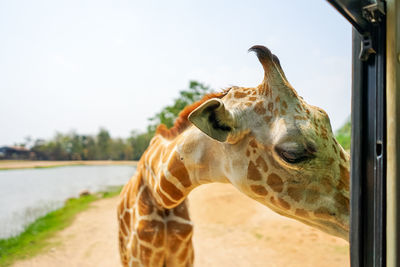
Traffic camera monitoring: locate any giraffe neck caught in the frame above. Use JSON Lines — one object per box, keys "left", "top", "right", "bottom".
{"left": 136, "top": 120, "right": 350, "bottom": 240}
{"left": 139, "top": 127, "right": 226, "bottom": 209}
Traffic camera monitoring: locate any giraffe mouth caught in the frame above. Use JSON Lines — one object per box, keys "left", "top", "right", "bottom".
{"left": 318, "top": 220, "right": 349, "bottom": 241}
{"left": 303, "top": 217, "right": 349, "bottom": 241}
{"left": 278, "top": 207, "right": 349, "bottom": 241}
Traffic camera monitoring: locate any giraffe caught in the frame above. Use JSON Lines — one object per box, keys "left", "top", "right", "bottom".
{"left": 117, "top": 45, "right": 350, "bottom": 267}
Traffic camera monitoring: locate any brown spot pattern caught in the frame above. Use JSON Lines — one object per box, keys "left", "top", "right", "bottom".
{"left": 131, "top": 235, "right": 138, "bottom": 256}
{"left": 247, "top": 161, "right": 262, "bottom": 181}
{"left": 173, "top": 202, "right": 190, "bottom": 220}
{"left": 314, "top": 207, "right": 335, "bottom": 220}
{"left": 305, "top": 188, "right": 320, "bottom": 204}
{"left": 255, "top": 156, "right": 268, "bottom": 172}
{"left": 156, "top": 187, "right": 176, "bottom": 206}
{"left": 167, "top": 221, "right": 193, "bottom": 238}
{"left": 168, "top": 235, "right": 181, "bottom": 252}
{"left": 287, "top": 186, "right": 303, "bottom": 202}
{"left": 120, "top": 219, "right": 128, "bottom": 236}
{"left": 320, "top": 127, "right": 328, "bottom": 140}
{"left": 294, "top": 115, "right": 307, "bottom": 120}
{"left": 264, "top": 84, "right": 271, "bottom": 96}
{"left": 250, "top": 185, "right": 268, "bottom": 196}
{"left": 138, "top": 187, "right": 154, "bottom": 215}
{"left": 321, "top": 177, "right": 333, "bottom": 193}
{"left": 179, "top": 246, "right": 189, "bottom": 262}
{"left": 334, "top": 192, "right": 349, "bottom": 214}
{"left": 254, "top": 102, "right": 266, "bottom": 115}
{"left": 267, "top": 173, "right": 283, "bottom": 192}
{"left": 157, "top": 210, "right": 164, "bottom": 217}
{"left": 168, "top": 152, "right": 192, "bottom": 188}
{"left": 154, "top": 251, "right": 165, "bottom": 266}
{"left": 122, "top": 211, "right": 131, "bottom": 230}
{"left": 264, "top": 116, "right": 272, "bottom": 123}
{"left": 160, "top": 174, "right": 184, "bottom": 201}
{"left": 150, "top": 146, "right": 163, "bottom": 174}
{"left": 249, "top": 139, "right": 258, "bottom": 148}
{"left": 258, "top": 84, "right": 270, "bottom": 96}
{"left": 139, "top": 244, "right": 152, "bottom": 265}
{"left": 137, "top": 219, "right": 165, "bottom": 246}
{"left": 295, "top": 208, "right": 309, "bottom": 217}
{"left": 234, "top": 91, "right": 247, "bottom": 98}
{"left": 278, "top": 197, "right": 291, "bottom": 209}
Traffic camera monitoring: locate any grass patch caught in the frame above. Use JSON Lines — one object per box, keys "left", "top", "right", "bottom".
{"left": 0, "top": 164, "right": 82, "bottom": 171}
{"left": 0, "top": 186, "right": 122, "bottom": 267}
{"left": 333, "top": 244, "right": 350, "bottom": 254}
{"left": 0, "top": 161, "right": 137, "bottom": 171}
{"left": 33, "top": 165, "right": 80, "bottom": 169}
{"left": 335, "top": 120, "right": 351, "bottom": 152}
{"left": 253, "top": 232, "right": 263, "bottom": 240}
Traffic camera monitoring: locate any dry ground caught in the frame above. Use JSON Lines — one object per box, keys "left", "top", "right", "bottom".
{"left": 0, "top": 160, "right": 137, "bottom": 170}
{"left": 12, "top": 183, "right": 349, "bottom": 267}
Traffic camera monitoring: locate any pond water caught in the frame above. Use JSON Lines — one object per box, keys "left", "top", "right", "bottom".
{"left": 0, "top": 165, "right": 136, "bottom": 239}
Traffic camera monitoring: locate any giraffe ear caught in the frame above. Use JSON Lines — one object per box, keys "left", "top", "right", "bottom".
{"left": 188, "top": 98, "right": 235, "bottom": 142}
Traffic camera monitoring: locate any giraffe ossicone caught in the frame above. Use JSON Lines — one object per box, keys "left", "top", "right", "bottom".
{"left": 118, "top": 45, "right": 350, "bottom": 267}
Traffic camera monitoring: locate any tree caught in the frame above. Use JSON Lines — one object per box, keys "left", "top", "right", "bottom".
{"left": 127, "top": 80, "right": 213, "bottom": 160}
{"left": 96, "top": 128, "right": 111, "bottom": 160}
{"left": 335, "top": 119, "right": 351, "bottom": 151}
{"left": 24, "top": 80, "right": 213, "bottom": 161}
{"left": 147, "top": 81, "right": 213, "bottom": 133}
{"left": 128, "top": 131, "right": 153, "bottom": 160}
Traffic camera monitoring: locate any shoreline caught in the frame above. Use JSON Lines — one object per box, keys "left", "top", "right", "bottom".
{"left": 0, "top": 187, "right": 122, "bottom": 267}
{"left": 9, "top": 183, "right": 350, "bottom": 267}
{"left": 0, "top": 160, "right": 138, "bottom": 171}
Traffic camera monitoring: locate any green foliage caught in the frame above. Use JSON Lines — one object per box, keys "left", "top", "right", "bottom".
{"left": 335, "top": 119, "right": 351, "bottom": 151}
{"left": 30, "top": 129, "right": 133, "bottom": 161}
{"left": 128, "top": 131, "right": 154, "bottom": 160}
{"left": 0, "top": 187, "right": 122, "bottom": 267}
{"left": 147, "top": 81, "right": 212, "bottom": 132}
{"left": 126, "top": 81, "right": 212, "bottom": 159}
{"left": 96, "top": 128, "right": 111, "bottom": 160}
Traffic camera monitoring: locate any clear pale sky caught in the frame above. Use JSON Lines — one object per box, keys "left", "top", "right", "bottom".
{"left": 0, "top": 0, "right": 352, "bottom": 146}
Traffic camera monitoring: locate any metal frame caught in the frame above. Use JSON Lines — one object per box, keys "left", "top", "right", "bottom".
{"left": 385, "top": 1, "right": 400, "bottom": 266}
{"left": 326, "top": 1, "right": 387, "bottom": 266}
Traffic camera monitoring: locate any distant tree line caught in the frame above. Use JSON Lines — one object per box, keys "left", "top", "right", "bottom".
{"left": 25, "top": 81, "right": 213, "bottom": 161}
{"left": 335, "top": 119, "right": 351, "bottom": 151}
{"left": 13, "top": 80, "right": 351, "bottom": 161}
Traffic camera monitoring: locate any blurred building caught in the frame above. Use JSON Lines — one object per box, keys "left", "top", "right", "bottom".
{"left": 0, "top": 146, "right": 32, "bottom": 159}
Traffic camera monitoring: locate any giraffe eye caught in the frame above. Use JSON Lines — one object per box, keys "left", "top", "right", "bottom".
{"left": 279, "top": 150, "right": 310, "bottom": 164}
{"left": 275, "top": 142, "right": 315, "bottom": 164}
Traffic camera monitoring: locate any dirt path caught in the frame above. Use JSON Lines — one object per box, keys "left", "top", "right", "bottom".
{"left": 12, "top": 184, "right": 349, "bottom": 267}
{"left": 0, "top": 160, "right": 137, "bottom": 170}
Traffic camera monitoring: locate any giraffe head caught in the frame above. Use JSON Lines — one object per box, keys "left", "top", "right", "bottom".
{"left": 188, "top": 45, "right": 350, "bottom": 240}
